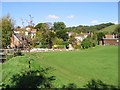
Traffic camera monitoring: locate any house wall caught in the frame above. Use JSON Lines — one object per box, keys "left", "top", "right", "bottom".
{"left": 103, "top": 39, "right": 119, "bottom": 45}
{"left": 10, "top": 35, "right": 22, "bottom": 48}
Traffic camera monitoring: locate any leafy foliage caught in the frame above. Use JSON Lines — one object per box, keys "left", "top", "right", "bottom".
{"left": 80, "top": 33, "right": 98, "bottom": 49}
{"left": 0, "top": 15, "right": 14, "bottom": 48}
{"left": 56, "top": 30, "right": 69, "bottom": 41}
{"left": 53, "top": 37, "right": 64, "bottom": 45}
{"left": 2, "top": 68, "right": 55, "bottom": 89}
{"left": 81, "top": 38, "right": 92, "bottom": 49}
{"left": 52, "top": 45, "right": 66, "bottom": 49}
{"left": 35, "top": 23, "right": 49, "bottom": 31}
{"left": 35, "top": 23, "right": 55, "bottom": 49}
{"left": 97, "top": 32, "right": 105, "bottom": 41}
{"left": 81, "top": 38, "right": 94, "bottom": 49}
{"left": 62, "top": 83, "right": 77, "bottom": 89}
{"left": 66, "top": 22, "right": 115, "bottom": 33}
{"left": 53, "top": 22, "right": 66, "bottom": 30}
{"left": 84, "top": 79, "right": 118, "bottom": 90}
{"left": 114, "top": 24, "right": 120, "bottom": 38}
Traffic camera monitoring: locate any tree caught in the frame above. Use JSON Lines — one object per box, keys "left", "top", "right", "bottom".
{"left": 114, "top": 24, "right": 120, "bottom": 38}
{"left": 35, "top": 23, "right": 49, "bottom": 32}
{"left": 53, "top": 22, "right": 66, "bottom": 30}
{"left": 2, "top": 68, "right": 55, "bottom": 89}
{"left": 68, "top": 34, "right": 77, "bottom": 45}
{"left": 56, "top": 30, "right": 68, "bottom": 41}
{"left": 35, "top": 23, "right": 55, "bottom": 49}
{"left": 62, "top": 83, "right": 77, "bottom": 89}
{"left": 44, "top": 30, "right": 55, "bottom": 49}
{"left": 0, "top": 15, "right": 14, "bottom": 48}
{"left": 53, "top": 37, "right": 64, "bottom": 45}
{"left": 84, "top": 79, "right": 118, "bottom": 90}
{"left": 97, "top": 32, "right": 105, "bottom": 44}
{"left": 81, "top": 38, "right": 92, "bottom": 49}
{"left": 81, "top": 36, "right": 97, "bottom": 49}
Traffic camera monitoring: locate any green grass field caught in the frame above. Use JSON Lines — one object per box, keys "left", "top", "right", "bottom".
{"left": 2, "top": 46, "right": 118, "bottom": 87}
{"left": 98, "top": 25, "right": 117, "bottom": 33}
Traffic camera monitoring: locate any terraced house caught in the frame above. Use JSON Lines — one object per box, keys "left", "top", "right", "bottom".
{"left": 102, "top": 34, "right": 119, "bottom": 45}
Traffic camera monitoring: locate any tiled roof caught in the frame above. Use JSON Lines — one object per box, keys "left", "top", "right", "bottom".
{"left": 14, "top": 33, "right": 23, "bottom": 41}
{"left": 14, "top": 34, "right": 27, "bottom": 45}
{"left": 105, "top": 35, "right": 113, "bottom": 38}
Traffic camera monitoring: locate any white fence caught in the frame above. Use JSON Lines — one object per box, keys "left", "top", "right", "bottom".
{"left": 0, "top": 49, "right": 15, "bottom": 63}
{"left": 22, "top": 48, "right": 68, "bottom": 52}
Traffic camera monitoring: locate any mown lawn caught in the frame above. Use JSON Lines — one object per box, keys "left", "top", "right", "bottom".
{"left": 1, "top": 46, "right": 118, "bottom": 87}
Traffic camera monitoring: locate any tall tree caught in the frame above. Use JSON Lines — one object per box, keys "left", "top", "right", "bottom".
{"left": 56, "top": 30, "right": 69, "bottom": 41}
{"left": 35, "top": 23, "right": 49, "bottom": 31}
{"left": 0, "top": 15, "right": 14, "bottom": 48}
{"left": 97, "top": 32, "right": 105, "bottom": 44}
{"left": 53, "top": 22, "right": 66, "bottom": 30}
{"left": 35, "top": 23, "right": 55, "bottom": 48}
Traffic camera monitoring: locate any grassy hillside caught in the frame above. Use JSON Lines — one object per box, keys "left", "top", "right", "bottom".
{"left": 2, "top": 46, "right": 118, "bottom": 88}
{"left": 97, "top": 25, "right": 117, "bottom": 34}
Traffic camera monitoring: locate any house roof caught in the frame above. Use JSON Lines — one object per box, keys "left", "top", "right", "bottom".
{"left": 14, "top": 33, "right": 24, "bottom": 42}
{"left": 31, "top": 29, "right": 37, "bottom": 33}
{"left": 105, "top": 35, "right": 113, "bottom": 38}
{"left": 14, "top": 33, "right": 28, "bottom": 45}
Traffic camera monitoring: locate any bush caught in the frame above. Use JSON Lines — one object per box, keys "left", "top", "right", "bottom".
{"left": 53, "top": 37, "right": 64, "bottom": 45}
{"left": 84, "top": 79, "right": 118, "bottom": 90}
{"left": 52, "top": 45, "right": 66, "bottom": 49}
{"left": 73, "top": 45, "right": 81, "bottom": 49}
{"left": 62, "top": 83, "right": 77, "bottom": 89}
{"left": 2, "top": 68, "right": 55, "bottom": 89}
{"left": 39, "top": 45, "right": 48, "bottom": 48}
{"left": 81, "top": 38, "right": 92, "bottom": 49}
{"left": 81, "top": 37, "right": 97, "bottom": 49}
{"left": 14, "top": 49, "right": 23, "bottom": 56}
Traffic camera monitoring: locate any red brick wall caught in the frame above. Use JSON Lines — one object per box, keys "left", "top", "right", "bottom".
{"left": 104, "top": 39, "right": 119, "bottom": 45}
{"left": 10, "top": 35, "right": 21, "bottom": 48}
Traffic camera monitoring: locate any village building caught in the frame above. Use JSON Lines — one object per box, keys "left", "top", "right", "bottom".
{"left": 67, "top": 32, "right": 90, "bottom": 49}
{"left": 75, "top": 33, "right": 89, "bottom": 41}
{"left": 102, "top": 34, "right": 119, "bottom": 46}
{"left": 10, "top": 26, "right": 37, "bottom": 48}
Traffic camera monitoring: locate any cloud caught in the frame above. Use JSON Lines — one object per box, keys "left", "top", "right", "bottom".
{"left": 112, "top": 20, "right": 118, "bottom": 24}
{"left": 91, "top": 20, "right": 99, "bottom": 24}
{"left": 67, "top": 15, "right": 75, "bottom": 19}
{"left": 47, "top": 14, "right": 59, "bottom": 19}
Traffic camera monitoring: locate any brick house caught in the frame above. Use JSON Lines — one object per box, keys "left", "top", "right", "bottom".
{"left": 10, "top": 33, "right": 27, "bottom": 48}
{"left": 10, "top": 26, "right": 37, "bottom": 48}
{"left": 102, "top": 34, "right": 119, "bottom": 45}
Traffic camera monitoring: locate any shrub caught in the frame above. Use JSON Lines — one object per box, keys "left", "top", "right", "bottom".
{"left": 84, "top": 79, "right": 118, "bottom": 90}
{"left": 81, "top": 38, "right": 91, "bottom": 49}
{"left": 73, "top": 45, "right": 81, "bottom": 49}
{"left": 14, "top": 49, "right": 23, "bottom": 56}
{"left": 53, "top": 37, "right": 64, "bottom": 45}
{"left": 62, "top": 83, "right": 77, "bottom": 89}
{"left": 52, "top": 45, "right": 66, "bottom": 49}
{"left": 39, "top": 45, "right": 48, "bottom": 48}
{"left": 2, "top": 68, "right": 55, "bottom": 89}
{"left": 81, "top": 37, "right": 97, "bottom": 49}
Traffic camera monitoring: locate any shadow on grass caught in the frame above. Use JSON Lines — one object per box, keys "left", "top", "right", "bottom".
{"left": 2, "top": 67, "right": 56, "bottom": 89}
{"left": 61, "top": 79, "right": 119, "bottom": 90}
{"left": 84, "top": 79, "right": 119, "bottom": 90}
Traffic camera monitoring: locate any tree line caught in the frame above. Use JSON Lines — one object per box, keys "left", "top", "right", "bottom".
{"left": 1, "top": 15, "right": 119, "bottom": 49}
